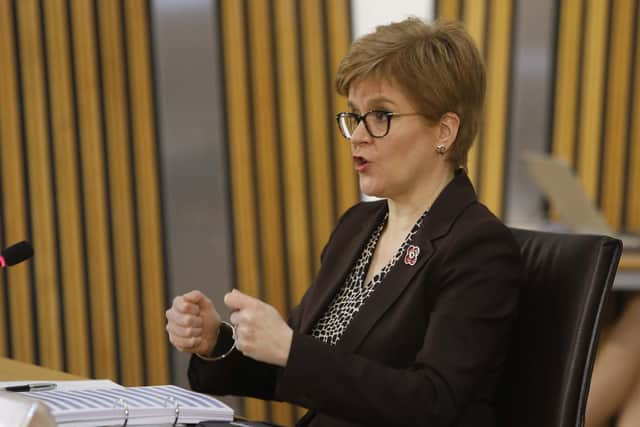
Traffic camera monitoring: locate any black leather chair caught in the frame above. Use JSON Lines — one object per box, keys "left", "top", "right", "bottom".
{"left": 496, "top": 228, "right": 622, "bottom": 427}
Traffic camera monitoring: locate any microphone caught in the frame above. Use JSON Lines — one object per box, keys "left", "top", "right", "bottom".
{"left": 0, "top": 241, "right": 34, "bottom": 268}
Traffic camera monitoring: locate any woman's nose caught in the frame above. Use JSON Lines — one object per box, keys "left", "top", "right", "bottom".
{"left": 350, "top": 121, "right": 371, "bottom": 145}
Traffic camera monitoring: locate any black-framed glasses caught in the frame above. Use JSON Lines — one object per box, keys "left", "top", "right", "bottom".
{"left": 335, "top": 110, "right": 425, "bottom": 140}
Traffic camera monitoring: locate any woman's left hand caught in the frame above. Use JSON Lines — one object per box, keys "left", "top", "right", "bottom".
{"left": 224, "top": 289, "right": 293, "bottom": 367}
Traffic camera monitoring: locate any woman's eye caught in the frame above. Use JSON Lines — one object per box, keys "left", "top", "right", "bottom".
{"left": 372, "top": 111, "right": 389, "bottom": 121}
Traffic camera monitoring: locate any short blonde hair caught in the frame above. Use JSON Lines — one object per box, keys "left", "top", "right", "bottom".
{"left": 336, "top": 18, "right": 485, "bottom": 169}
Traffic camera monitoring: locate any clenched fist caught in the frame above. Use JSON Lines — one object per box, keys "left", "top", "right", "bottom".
{"left": 225, "top": 289, "right": 293, "bottom": 367}
{"left": 166, "top": 290, "right": 221, "bottom": 357}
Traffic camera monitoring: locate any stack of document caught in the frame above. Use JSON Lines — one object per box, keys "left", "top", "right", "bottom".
{"left": 2, "top": 382, "right": 233, "bottom": 426}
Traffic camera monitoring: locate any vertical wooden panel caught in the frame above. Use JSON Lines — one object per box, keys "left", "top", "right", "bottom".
{"left": 301, "top": 1, "right": 336, "bottom": 266}
{"left": 601, "top": 0, "right": 634, "bottom": 229}
{"left": 16, "top": 0, "right": 63, "bottom": 370}
{"left": 1, "top": 0, "right": 166, "bottom": 385}
{"left": 247, "top": 0, "right": 292, "bottom": 424}
{"left": 0, "top": 0, "right": 34, "bottom": 362}
{"left": 220, "top": 0, "right": 355, "bottom": 422}
{"left": 124, "top": 0, "right": 169, "bottom": 385}
{"left": 246, "top": 0, "right": 287, "bottom": 332}
{"left": 628, "top": 4, "right": 640, "bottom": 232}
{"left": 219, "top": 0, "right": 266, "bottom": 421}
{"left": 437, "top": 0, "right": 462, "bottom": 21}
{"left": 43, "top": 0, "right": 91, "bottom": 377}
{"left": 437, "top": 1, "right": 514, "bottom": 213}
{"left": 479, "top": 0, "right": 513, "bottom": 215}
{"left": 552, "top": 0, "right": 583, "bottom": 165}
{"left": 69, "top": 0, "right": 117, "bottom": 380}
{"left": 577, "top": 0, "right": 609, "bottom": 200}
{"left": 273, "top": 0, "right": 312, "bottom": 307}
{"left": 96, "top": 0, "right": 143, "bottom": 387}
{"left": 462, "top": 0, "right": 486, "bottom": 183}
{"left": 326, "top": 0, "right": 358, "bottom": 215}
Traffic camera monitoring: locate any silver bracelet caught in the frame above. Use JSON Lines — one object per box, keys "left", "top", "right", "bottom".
{"left": 195, "top": 321, "right": 237, "bottom": 362}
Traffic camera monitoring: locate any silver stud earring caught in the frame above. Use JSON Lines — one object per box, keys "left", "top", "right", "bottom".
{"left": 436, "top": 144, "right": 446, "bottom": 154}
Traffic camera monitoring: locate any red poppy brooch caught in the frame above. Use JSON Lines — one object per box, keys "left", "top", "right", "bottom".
{"left": 404, "top": 245, "right": 420, "bottom": 266}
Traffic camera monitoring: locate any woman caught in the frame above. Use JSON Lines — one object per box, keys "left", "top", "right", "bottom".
{"left": 166, "top": 18, "right": 522, "bottom": 427}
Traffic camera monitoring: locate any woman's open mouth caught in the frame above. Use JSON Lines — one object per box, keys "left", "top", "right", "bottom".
{"left": 353, "top": 156, "right": 369, "bottom": 172}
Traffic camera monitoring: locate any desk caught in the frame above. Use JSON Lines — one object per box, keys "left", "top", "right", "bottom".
{"left": 0, "top": 357, "right": 81, "bottom": 381}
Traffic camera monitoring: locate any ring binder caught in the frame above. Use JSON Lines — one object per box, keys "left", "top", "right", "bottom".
{"left": 164, "top": 396, "right": 181, "bottom": 426}
{"left": 113, "top": 397, "right": 129, "bottom": 427}
{"left": 21, "top": 384, "right": 233, "bottom": 425}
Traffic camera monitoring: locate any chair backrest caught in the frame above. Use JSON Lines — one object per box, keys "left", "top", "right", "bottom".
{"left": 496, "top": 228, "right": 622, "bottom": 427}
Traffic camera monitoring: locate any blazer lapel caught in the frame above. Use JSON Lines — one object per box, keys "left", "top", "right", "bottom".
{"left": 337, "top": 171, "right": 479, "bottom": 353}
{"left": 299, "top": 201, "right": 388, "bottom": 333}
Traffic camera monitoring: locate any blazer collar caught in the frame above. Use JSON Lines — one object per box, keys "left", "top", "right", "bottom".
{"left": 300, "top": 170, "right": 478, "bottom": 353}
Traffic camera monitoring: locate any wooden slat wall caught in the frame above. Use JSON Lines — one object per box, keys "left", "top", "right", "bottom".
{"left": 218, "top": 0, "right": 357, "bottom": 423}
{"left": 70, "top": 0, "right": 117, "bottom": 381}
{"left": 17, "top": 0, "right": 64, "bottom": 371}
{"left": 327, "top": 0, "right": 359, "bottom": 216}
{"left": 436, "top": 0, "right": 515, "bottom": 217}
{"left": 124, "top": 0, "right": 169, "bottom": 387}
{"left": 551, "top": 0, "right": 640, "bottom": 232}
{"left": 43, "top": 0, "right": 90, "bottom": 376}
{"left": 629, "top": 1, "right": 640, "bottom": 231}
{"left": 0, "top": 0, "right": 168, "bottom": 386}
{"left": 0, "top": 0, "right": 35, "bottom": 363}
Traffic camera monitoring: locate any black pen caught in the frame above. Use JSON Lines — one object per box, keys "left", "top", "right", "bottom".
{"left": 3, "top": 383, "right": 57, "bottom": 392}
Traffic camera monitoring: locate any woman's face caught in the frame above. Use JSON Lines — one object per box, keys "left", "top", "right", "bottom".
{"left": 347, "top": 78, "right": 446, "bottom": 200}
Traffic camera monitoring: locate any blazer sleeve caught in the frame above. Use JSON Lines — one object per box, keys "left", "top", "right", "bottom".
{"left": 274, "top": 219, "right": 521, "bottom": 427}
{"left": 188, "top": 292, "right": 315, "bottom": 399}
{"left": 187, "top": 206, "right": 356, "bottom": 399}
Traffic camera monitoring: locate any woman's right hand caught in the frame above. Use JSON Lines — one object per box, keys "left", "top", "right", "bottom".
{"left": 166, "top": 290, "right": 221, "bottom": 356}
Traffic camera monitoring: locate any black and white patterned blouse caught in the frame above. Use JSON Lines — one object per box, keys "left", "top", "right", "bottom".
{"left": 311, "top": 211, "right": 427, "bottom": 345}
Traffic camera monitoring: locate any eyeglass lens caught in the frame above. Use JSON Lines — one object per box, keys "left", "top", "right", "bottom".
{"left": 338, "top": 112, "right": 390, "bottom": 139}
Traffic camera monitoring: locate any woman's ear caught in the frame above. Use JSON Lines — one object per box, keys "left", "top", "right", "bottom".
{"left": 438, "top": 112, "right": 460, "bottom": 149}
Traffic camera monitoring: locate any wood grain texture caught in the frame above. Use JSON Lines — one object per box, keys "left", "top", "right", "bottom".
{"left": 0, "top": 0, "right": 35, "bottom": 362}
{"left": 577, "top": 0, "right": 609, "bottom": 201}
{"left": 43, "top": 0, "right": 91, "bottom": 377}
{"left": 69, "top": 0, "right": 117, "bottom": 381}
{"left": 479, "top": 0, "right": 512, "bottom": 216}
{"left": 220, "top": 0, "right": 266, "bottom": 421}
{"left": 16, "top": 0, "right": 64, "bottom": 370}
{"left": 124, "top": 0, "right": 169, "bottom": 385}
